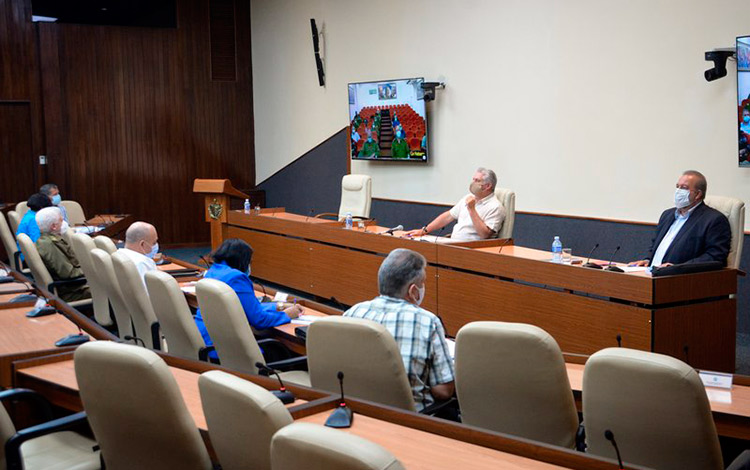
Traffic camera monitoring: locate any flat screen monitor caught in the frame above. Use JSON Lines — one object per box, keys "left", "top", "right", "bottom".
{"left": 348, "top": 78, "right": 428, "bottom": 162}
{"left": 737, "top": 36, "right": 750, "bottom": 166}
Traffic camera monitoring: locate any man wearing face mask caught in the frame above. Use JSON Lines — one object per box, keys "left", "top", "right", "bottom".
{"left": 35, "top": 207, "right": 91, "bottom": 302}
{"left": 405, "top": 167, "right": 505, "bottom": 241}
{"left": 117, "top": 222, "right": 160, "bottom": 286}
{"left": 358, "top": 130, "right": 380, "bottom": 158}
{"left": 344, "top": 248, "right": 454, "bottom": 411}
{"left": 630, "top": 170, "right": 730, "bottom": 268}
{"left": 39, "top": 183, "right": 69, "bottom": 223}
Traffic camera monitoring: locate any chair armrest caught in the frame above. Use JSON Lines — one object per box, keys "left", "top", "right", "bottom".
{"left": 198, "top": 345, "right": 216, "bottom": 362}
{"left": 728, "top": 450, "right": 750, "bottom": 470}
{"left": 266, "top": 356, "right": 308, "bottom": 372}
{"left": 5, "top": 411, "right": 90, "bottom": 470}
{"left": 13, "top": 251, "right": 23, "bottom": 272}
{"left": 48, "top": 276, "right": 87, "bottom": 294}
{"left": 314, "top": 212, "right": 339, "bottom": 220}
{"left": 0, "top": 389, "right": 54, "bottom": 422}
{"left": 150, "top": 322, "right": 161, "bottom": 351}
{"left": 420, "top": 397, "right": 458, "bottom": 417}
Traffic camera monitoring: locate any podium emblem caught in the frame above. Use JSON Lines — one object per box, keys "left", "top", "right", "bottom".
{"left": 208, "top": 199, "right": 223, "bottom": 220}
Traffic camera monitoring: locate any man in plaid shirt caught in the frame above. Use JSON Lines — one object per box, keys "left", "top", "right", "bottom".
{"left": 344, "top": 248, "right": 455, "bottom": 411}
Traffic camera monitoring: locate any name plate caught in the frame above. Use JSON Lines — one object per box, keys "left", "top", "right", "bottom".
{"left": 699, "top": 371, "right": 733, "bottom": 389}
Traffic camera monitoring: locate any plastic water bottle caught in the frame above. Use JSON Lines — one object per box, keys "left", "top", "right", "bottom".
{"left": 345, "top": 212, "right": 353, "bottom": 230}
{"left": 254, "top": 204, "right": 261, "bottom": 214}
{"left": 244, "top": 199, "right": 251, "bottom": 214}
{"left": 552, "top": 236, "right": 563, "bottom": 263}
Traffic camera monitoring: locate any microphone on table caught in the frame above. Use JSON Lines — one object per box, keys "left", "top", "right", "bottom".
{"left": 55, "top": 325, "right": 90, "bottom": 347}
{"left": 304, "top": 208, "right": 314, "bottom": 223}
{"left": 582, "top": 243, "right": 603, "bottom": 269}
{"left": 383, "top": 224, "right": 403, "bottom": 236}
{"left": 256, "top": 362, "right": 295, "bottom": 404}
{"left": 604, "top": 246, "right": 624, "bottom": 272}
{"left": 253, "top": 280, "right": 271, "bottom": 303}
{"left": 431, "top": 226, "right": 446, "bottom": 244}
{"left": 604, "top": 430, "right": 625, "bottom": 470}
{"left": 616, "top": 334, "right": 622, "bottom": 347}
{"left": 498, "top": 238, "right": 512, "bottom": 254}
{"left": 325, "top": 371, "right": 353, "bottom": 428}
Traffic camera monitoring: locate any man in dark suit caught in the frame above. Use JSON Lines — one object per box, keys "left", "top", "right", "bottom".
{"left": 631, "top": 170, "right": 731, "bottom": 267}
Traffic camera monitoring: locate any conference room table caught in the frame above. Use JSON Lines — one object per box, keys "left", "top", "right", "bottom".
{"left": 71, "top": 213, "right": 133, "bottom": 239}
{"left": 209, "top": 208, "right": 738, "bottom": 372}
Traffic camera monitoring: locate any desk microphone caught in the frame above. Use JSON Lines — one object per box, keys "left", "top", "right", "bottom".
{"left": 255, "top": 362, "right": 295, "bottom": 404}
{"left": 605, "top": 246, "right": 624, "bottom": 272}
{"left": 304, "top": 208, "right": 314, "bottom": 223}
{"left": 55, "top": 326, "right": 89, "bottom": 347}
{"left": 432, "top": 226, "right": 446, "bottom": 244}
{"left": 582, "top": 243, "right": 602, "bottom": 269}
{"left": 498, "top": 238, "right": 512, "bottom": 254}
{"left": 325, "top": 371, "right": 353, "bottom": 428}
{"left": 383, "top": 224, "right": 403, "bottom": 235}
{"left": 123, "top": 335, "right": 146, "bottom": 347}
{"left": 604, "top": 430, "right": 624, "bottom": 470}
{"left": 253, "top": 280, "right": 272, "bottom": 303}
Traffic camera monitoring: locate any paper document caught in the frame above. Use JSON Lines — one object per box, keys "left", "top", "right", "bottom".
{"left": 73, "top": 225, "right": 104, "bottom": 234}
{"left": 180, "top": 285, "right": 196, "bottom": 294}
{"left": 273, "top": 292, "right": 289, "bottom": 302}
{"left": 620, "top": 266, "right": 649, "bottom": 273}
{"left": 411, "top": 235, "right": 461, "bottom": 244}
{"left": 291, "top": 315, "right": 322, "bottom": 325}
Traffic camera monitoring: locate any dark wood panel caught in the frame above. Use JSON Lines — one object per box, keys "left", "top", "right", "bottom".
{"left": 0, "top": 103, "right": 35, "bottom": 202}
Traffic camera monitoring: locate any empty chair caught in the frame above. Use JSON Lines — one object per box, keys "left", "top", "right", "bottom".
{"left": 111, "top": 252, "right": 160, "bottom": 349}
{"left": 13, "top": 202, "right": 28, "bottom": 218}
{"left": 704, "top": 195, "right": 745, "bottom": 269}
{"left": 0, "top": 212, "right": 22, "bottom": 272}
{"left": 271, "top": 422, "right": 404, "bottom": 470}
{"left": 145, "top": 270, "right": 210, "bottom": 360}
{"left": 316, "top": 174, "right": 372, "bottom": 220}
{"left": 195, "top": 278, "right": 309, "bottom": 386}
{"left": 93, "top": 236, "right": 117, "bottom": 254}
{"left": 7, "top": 211, "right": 21, "bottom": 235}
{"left": 307, "top": 316, "right": 415, "bottom": 411}
{"left": 89, "top": 248, "right": 133, "bottom": 340}
{"left": 70, "top": 234, "right": 113, "bottom": 327}
{"left": 199, "top": 370, "right": 292, "bottom": 470}
{"left": 74, "top": 341, "right": 211, "bottom": 470}
{"left": 59, "top": 201, "right": 86, "bottom": 226}
{"left": 454, "top": 321, "right": 579, "bottom": 447}
{"left": 494, "top": 187, "right": 516, "bottom": 239}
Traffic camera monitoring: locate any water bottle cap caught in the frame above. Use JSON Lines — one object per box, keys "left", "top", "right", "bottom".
{"left": 554, "top": 236, "right": 560, "bottom": 239}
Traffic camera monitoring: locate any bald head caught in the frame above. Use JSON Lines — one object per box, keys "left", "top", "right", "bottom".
{"left": 124, "top": 222, "right": 158, "bottom": 255}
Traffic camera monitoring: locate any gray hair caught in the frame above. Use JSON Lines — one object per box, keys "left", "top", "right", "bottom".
{"left": 125, "top": 222, "right": 155, "bottom": 244}
{"left": 476, "top": 167, "right": 497, "bottom": 191}
{"left": 36, "top": 207, "right": 63, "bottom": 234}
{"left": 39, "top": 184, "right": 58, "bottom": 196}
{"left": 378, "top": 248, "right": 426, "bottom": 298}
{"left": 683, "top": 170, "right": 707, "bottom": 198}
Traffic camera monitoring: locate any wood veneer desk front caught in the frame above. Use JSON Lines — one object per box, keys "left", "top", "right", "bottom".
{"left": 215, "top": 209, "right": 737, "bottom": 372}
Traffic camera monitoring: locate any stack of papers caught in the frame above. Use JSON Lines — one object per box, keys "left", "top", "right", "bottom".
{"left": 291, "top": 315, "right": 323, "bottom": 325}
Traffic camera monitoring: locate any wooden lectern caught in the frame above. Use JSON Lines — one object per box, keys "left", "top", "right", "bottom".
{"left": 193, "top": 179, "right": 249, "bottom": 249}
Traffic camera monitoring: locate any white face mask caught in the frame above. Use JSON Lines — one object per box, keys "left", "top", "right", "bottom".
{"left": 674, "top": 188, "right": 691, "bottom": 209}
{"left": 412, "top": 283, "right": 425, "bottom": 306}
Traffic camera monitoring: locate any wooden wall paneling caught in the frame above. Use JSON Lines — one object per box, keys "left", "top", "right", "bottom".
{"left": 0, "top": 103, "right": 35, "bottom": 202}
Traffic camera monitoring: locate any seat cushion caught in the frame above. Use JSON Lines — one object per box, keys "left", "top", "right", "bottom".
{"left": 21, "top": 431, "right": 100, "bottom": 470}
{"left": 278, "top": 370, "right": 311, "bottom": 387}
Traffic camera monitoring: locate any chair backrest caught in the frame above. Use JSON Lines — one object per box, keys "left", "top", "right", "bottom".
{"left": 69, "top": 233, "right": 113, "bottom": 327}
{"left": 338, "top": 174, "right": 372, "bottom": 220}
{"left": 583, "top": 347, "right": 723, "bottom": 470}
{"left": 94, "top": 235, "right": 117, "bottom": 254}
{"left": 704, "top": 195, "right": 745, "bottom": 269}
{"left": 199, "top": 370, "right": 292, "bottom": 470}
{"left": 307, "top": 316, "right": 415, "bottom": 411}
{"left": 89, "top": 248, "right": 134, "bottom": 340}
{"left": 0, "top": 400, "right": 17, "bottom": 470}
{"left": 74, "top": 341, "right": 212, "bottom": 470}
{"left": 6, "top": 211, "right": 20, "bottom": 236}
{"left": 455, "top": 321, "right": 579, "bottom": 447}
{"left": 112, "top": 251, "right": 160, "bottom": 349}
{"left": 16, "top": 233, "right": 53, "bottom": 291}
{"left": 13, "top": 202, "right": 27, "bottom": 218}
{"left": 494, "top": 187, "right": 516, "bottom": 239}
{"left": 0, "top": 213, "right": 19, "bottom": 271}
{"left": 60, "top": 200, "right": 86, "bottom": 225}
{"left": 195, "top": 278, "right": 265, "bottom": 374}
{"left": 145, "top": 270, "right": 205, "bottom": 360}
{"left": 271, "top": 422, "right": 405, "bottom": 470}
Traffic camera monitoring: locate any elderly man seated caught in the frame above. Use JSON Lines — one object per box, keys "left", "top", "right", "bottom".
{"left": 116, "top": 221, "right": 160, "bottom": 286}
{"left": 35, "top": 207, "right": 90, "bottom": 302}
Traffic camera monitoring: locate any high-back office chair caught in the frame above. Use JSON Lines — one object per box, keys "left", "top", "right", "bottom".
{"left": 59, "top": 201, "right": 86, "bottom": 226}
{"left": 93, "top": 236, "right": 117, "bottom": 254}
{"left": 454, "top": 322, "right": 579, "bottom": 448}
{"left": 494, "top": 187, "right": 516, "bottom": 239}
{"left": 0, "top": 212, "right": 22, "bottom": 272}
{"left": 316, "top": 174, "right": 372, "bottom": 220}
{"left": 0, "top": 389, "right": 100, "bottom": 470}
{"left": 111, "top": 252, "right": 160, "bottom": 350}
{"left": 145, "top": 270, "right": 211, "bottom": 360}
{"left": 69, "top": 233, "right": 114, "bottom": 328}
{"left": 74, "top": 341, "right": 212, "bottom": 470}
{"left": 271, "top": 422, "right": 405, "bottom": 470}
{"left": 199, "top": 370, "right": 293, "bottom": 470}
{"left": 307, "top": 316, "right": 416, "bottom": 411}
{"left": 704, "top": 195, "right": 745, "bottom": 269}
{"left": 7, "top": 211, "right": 20, "bottom": 236}
{"left": 13, "top": 202, "right": 28, "bottom": 218}
{"left": 89, "top": 248, "right": 134, "bottom": 341}
{"left": 195, "top": 279, "right": 310, "bottom": 386}
{"left": 582, "top": 347, "right": 750, "bottom": 470}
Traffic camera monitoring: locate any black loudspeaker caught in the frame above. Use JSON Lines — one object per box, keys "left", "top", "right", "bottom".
{"left": 310, "top": 18, "right": 325, "bottom": 86}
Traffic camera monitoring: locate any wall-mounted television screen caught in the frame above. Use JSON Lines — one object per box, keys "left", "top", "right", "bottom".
{"left": 348, "top": 78, "right": 428, "bottom": 162}
{"left": 738, "top": 36, "right": 750, "bottom": 166}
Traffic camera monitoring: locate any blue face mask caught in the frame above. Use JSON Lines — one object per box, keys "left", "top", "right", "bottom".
{"left": 744, "top": 115, "right": 750, "bottom": 123}
{"left": 147, "top": 242, "right": 159, "bottom": 259}
{"left": 51, "top": 194, "right": 61, "bottom": 205}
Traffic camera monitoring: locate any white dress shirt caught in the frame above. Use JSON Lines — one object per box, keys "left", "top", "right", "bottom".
{"left": 650, "top": 202, "right": 701, "bottom": 267}
{"left": 117, "top": 247, "right": 157, "bottom": 287}
{"left": 448, "top": 193, "right": 505, "bottom": 241}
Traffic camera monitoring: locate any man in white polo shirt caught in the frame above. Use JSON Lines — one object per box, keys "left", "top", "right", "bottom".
{"left": 405, "top": 168, "right": 505, "bottom": 241}
{"left": 116, "top": 222, "right": 160, "bottom": 286}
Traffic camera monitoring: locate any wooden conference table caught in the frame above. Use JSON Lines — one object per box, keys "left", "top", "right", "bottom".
{"left": 206, "top": 208, "right": 738, "bottom": 372}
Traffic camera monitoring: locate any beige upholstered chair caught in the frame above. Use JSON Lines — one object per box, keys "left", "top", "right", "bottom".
{"left": 307, "top": 316, "right": 415, "bottom": 411}
{"left": 89, "top": 249, "right": 134, "bottom": 341}
{"left": 316, "top": 174, "right": 372, "bottom": 220}
{"left": 93, "top": 236, "right": 117, "bottom": 254}
{"left": 13, "top": 202, "right": 28, "bottom": 218}
{"left": 16, "top": 233, "right": 91, "bottom": 308}
{"left": 111, "top": 252, "right": 160, "bottom": 350}
{"left": 74, "top": 341, "right": 211, "bottom": 470}
{"left": 583, "top": 348, "right": 725, "bottom": 470}
{"left": 199, "top": 370, "right": 293, "bottom": 470}
{"left": 0, "top": 212, "right": 21, "bottom": 272}
{"left": 0, "top": 389, "right": 100, "bottom": 470}
{"left": 195, "top": 278, "right": 310, "bottom": 386}
{"left": 494, "top": 187, "right": 516, "bottom": 239}
{"left": 145, "top": 270, "right": 209, "bottom": 360}
{"left": 271, "top": 422, "right": 405, "bottom": 470}
{"left": 455, "top": 321, "right": 578, "bottom": 447}
{"left": 70, "top": 234, "right": 113, "bottom": 328}
{"left": 704, "top": 195, "right": 745, "bottom": 269}
{"left": 59, "top": 201, "right": 87, "bottom": 226}
{"left": 7, "top": 211, "right": 21, "bottom": 236}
